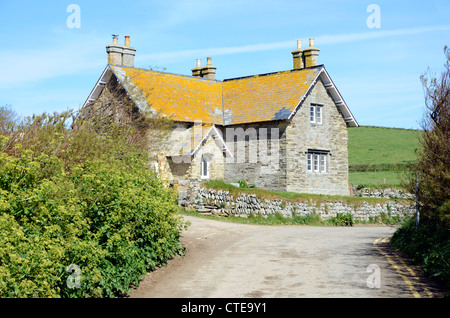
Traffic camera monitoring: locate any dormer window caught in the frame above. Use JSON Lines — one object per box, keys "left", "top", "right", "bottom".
{"left": 310, "top": 104, "right": 323, "bottom": 124}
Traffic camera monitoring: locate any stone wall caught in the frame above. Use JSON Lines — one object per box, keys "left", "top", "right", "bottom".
{"left": 181, "top": 186, "right": 415, "bottom": 222}
{"left": 165, "top": 124, "right": 226, "bottom": 183}
{"left": 351, "top": 186, "right": 415, "bottom": 200}
{"left": 221, "top": 78, "right": 350, "bottom": 196}
{"left": 222, "top": 122, "right": 288, "bottom": 191}
{"left": 286, "top": 79, "right": 349, "bottom": 196}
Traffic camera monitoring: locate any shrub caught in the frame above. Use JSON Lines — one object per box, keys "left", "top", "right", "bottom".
{"left": 0, "top": 107, "right": 185, "bottom": 297}
{"left": 391, "top": 218, "right": 450, "bottom": 292}
{"left": 411, "top": 46, "right": 450, "bottom": 227}
{"left": 329, "top": 213, "right": 354, "bottom": 226}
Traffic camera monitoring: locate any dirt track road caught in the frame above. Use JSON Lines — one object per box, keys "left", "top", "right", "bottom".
{"left": 129, "top": 215, "right": 445, "bottom": 298}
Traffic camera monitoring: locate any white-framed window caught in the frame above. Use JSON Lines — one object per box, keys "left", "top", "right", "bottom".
{"left": 201, "top": 154, "right": 210, "bottom": 179}
{"left": 306, "top": 150, "right": 328, "bottom": 173}
{"left": 310, "top": 104, "right": 323, "bottom": 124}
{"left": 313, "top": 154, "right": 319, "bottom": 172}
{"left": 320, "top": 154, "right": 326, "bottom": 172}
{"left": 307, "top": 153, "right": 312, "bottom": 171}
{"left": 310, "top": 106, "right": 315, "bottom": 123}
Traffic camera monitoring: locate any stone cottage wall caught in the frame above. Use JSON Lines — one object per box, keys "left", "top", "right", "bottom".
{"left": 286, "top": 79, "right": 349, "bottom": 196}
{"left": 222, "top": 122, "right": 288, "bottom": 191}
{"left": 165, "top": 124, "right": 226, "bottom": 183}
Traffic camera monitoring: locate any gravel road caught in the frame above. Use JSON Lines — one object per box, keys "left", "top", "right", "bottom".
{"left": 129, "top": 215, "right": 445, "bottom": 298}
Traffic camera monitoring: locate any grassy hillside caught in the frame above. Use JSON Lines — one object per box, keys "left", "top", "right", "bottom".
{"left": 348, "top": 126, "right": 422, "bottom": 187}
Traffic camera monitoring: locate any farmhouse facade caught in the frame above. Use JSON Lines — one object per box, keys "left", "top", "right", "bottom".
{"left": 82, "top": 36, "right": 358, "bottom": 196}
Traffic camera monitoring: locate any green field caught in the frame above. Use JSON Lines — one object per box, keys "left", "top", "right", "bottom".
{"left": 348, "top": 126, "right": 422, "bottom": 187}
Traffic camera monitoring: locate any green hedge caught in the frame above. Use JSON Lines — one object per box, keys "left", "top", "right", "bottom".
{"left": 0, "top": 109, "right": 185, "bottom": 297}
{"left": 391, "top": 218, "right": 450, "bottom": 294}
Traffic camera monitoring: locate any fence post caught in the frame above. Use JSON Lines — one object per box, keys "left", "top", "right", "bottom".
{"left": 415, "top": 172, "right": 420, "bottom": 229}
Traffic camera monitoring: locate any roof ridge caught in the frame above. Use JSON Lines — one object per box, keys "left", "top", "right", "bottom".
{"left": 222, "top": 64, "right": 324, "bottom": 82}
{"left": 112, "top": 63, "right": 325, "bottom": 83}
{"left": 110, "top": 64, "right": 222, "bottom": 83}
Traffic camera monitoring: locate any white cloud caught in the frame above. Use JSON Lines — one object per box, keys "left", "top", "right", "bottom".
{"left": 0, "top": 37, "right": 105, "bottom": 88}
{"left": 138, "top": 24, "right": 450, "bottom": 64}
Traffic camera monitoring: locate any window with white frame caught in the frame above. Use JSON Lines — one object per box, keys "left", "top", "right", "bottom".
{"left": 320, "top": 154, "right": 326, "bottom": 172}
{"left": 307, "top": 153, "right": 312, "bottom": 171}
{"left": 306, "top": 150, "right": 328, "bottom": 173}
{"left": 201, "top": 155, "right": 210, "bottom": 179}
{"left": 313, "top": 154, "right": 319, "bottom": 172}
{"left": 310, "top": 104, "right": 323, "bottom": 124}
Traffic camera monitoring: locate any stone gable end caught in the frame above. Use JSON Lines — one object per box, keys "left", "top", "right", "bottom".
{"left": 286, "top": 78, "right": 349, "bottom": 195}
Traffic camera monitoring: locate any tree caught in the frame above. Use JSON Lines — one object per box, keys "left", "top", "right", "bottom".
{"left": 414, "top": 46, "right": 450, "bottom": 227}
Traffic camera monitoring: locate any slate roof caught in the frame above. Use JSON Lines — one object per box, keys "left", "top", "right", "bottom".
{"left": 84, "top": 64, "right": 358, "bottom": 127}
{"left": 222, "top": 68, "right": 321, "bottom": 125}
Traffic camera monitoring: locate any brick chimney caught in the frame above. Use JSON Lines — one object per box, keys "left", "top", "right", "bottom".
{"left": 106, "top": 35, "right": 136, "bottom": 67}
{"left": 106, "top": 35, "right": 122, "bottom": 65}
{"left": 122, "top": 35, "right": 136, "bottom": 67}
{"left": 291, "top": 40, "right": 304, "bottom": 70}
{"left": 191, "top": 57, "right": 217, "bottom": 79}
{"left": 191, "top": 58, "right": 202, "bottom": 77}
{"left": 201, "top": 57, "right": 217, "bottom": 79}
{"left": 303, "top": 38, "right": 320, "bottom": 68}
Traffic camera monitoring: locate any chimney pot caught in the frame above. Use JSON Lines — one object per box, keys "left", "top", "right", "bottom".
{"left": 192, "top": 58, "right": 202, "bottom": 77}
{"left": 291, "top": 39, "right": 304, "bottom": 70}
{"left": 202, "top": 57, "right": 216, "bottom": 79}
{"left": 106, "top": 34, "right": 136, "bottom": 67}
{"left": 303, "top": 38, "right": 320, "bottom": 67}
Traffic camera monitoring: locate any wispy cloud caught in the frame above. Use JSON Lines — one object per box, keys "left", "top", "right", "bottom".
{"left": 0, "top": 36, "right": 105, "bottom": 88}
{"left": 316, "top": 25, "right": 450, "bottom": 45}
{"left": 139, "top": 24, "right": 450, "bottom": 63}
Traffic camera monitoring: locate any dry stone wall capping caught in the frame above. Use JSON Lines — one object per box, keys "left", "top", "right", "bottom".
{"left": 178, "top": 185, "right": 416, "bottom": 222}
{"left": 350, "top": 186, "right": 415, "bottom": 200}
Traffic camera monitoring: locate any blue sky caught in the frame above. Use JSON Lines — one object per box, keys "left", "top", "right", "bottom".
{"left": 0, "top": 0, "right": 449, "bottom": 129}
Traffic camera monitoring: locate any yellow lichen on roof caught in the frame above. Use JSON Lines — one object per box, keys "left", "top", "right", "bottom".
{"left": 222, "top": 68, "right": 321, "bottom": 124}
{"left": 110, "top": 65, "right": 322, "bottom": 126}
{"left": 113, "top": 66, "right": 223, "bottom": 124}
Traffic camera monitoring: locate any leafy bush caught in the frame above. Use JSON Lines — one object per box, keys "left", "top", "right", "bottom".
{"left": 329, "top": 213, "right": 354, "bottom": 227}
{"left": 0, "top": 107, "right": 185, "bottom": 297}
{"left": 391, "top": 218, "right": 450, "bottom": 293}
{"left": 411, "top": 46, "right": 450, "bottom": 226}
{"left": 390, "top": 48, "right": 450, "bottom": 295}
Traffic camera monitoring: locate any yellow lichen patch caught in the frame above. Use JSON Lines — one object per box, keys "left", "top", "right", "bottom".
{"left": 222, "top": 68, "right": 321, "bottom": 124}
{"left": 112, "top": 66, "right": 223, "bottom": 124}
{"left": 110, "top": 65, "right": 321, "bottom": 126}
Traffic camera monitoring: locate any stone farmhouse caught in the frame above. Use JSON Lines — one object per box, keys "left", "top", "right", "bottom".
{"left": 82, "top": 35, "right": 358, "bottom": 196}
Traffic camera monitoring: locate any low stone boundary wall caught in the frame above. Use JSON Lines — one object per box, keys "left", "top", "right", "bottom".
{"left": 181, "top": 187, "right": 415, "bottom": 222}
{"left": 350, "top": 186, "right": 414, "bottom": 200}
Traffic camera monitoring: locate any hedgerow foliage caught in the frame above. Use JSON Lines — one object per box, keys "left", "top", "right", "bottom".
{"left": 0, "top": 106, "right": 185, "bottom": 297}
{"left": 392, "top": 47, "right": 450, "bottom": 293}
{"left": 413, "top": 46, "right": 450, "bottom": 227}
